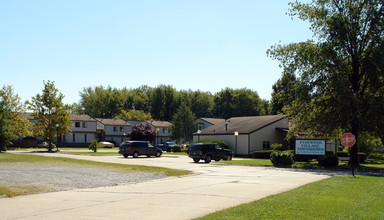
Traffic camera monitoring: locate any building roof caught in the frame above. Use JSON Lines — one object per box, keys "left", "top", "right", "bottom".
{"left": 145, "top": 120, "right": 172, "bottom": 127}
{"left": 199, "top": 118, "right": 226, "bottom": 125}
{"left": 197, "top": 115, "right": 286, "bottom": 135}
{"left": 96, "top": 118, "right": 131, "bottom": 126}
{"left": 71, "top": 114, "right": 96, "bottom": 121}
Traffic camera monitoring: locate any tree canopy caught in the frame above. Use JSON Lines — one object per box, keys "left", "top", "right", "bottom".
{"left": 169, "top": 103, "right": 197, "bottom": 142}
{"left": 127, "top": 122, "right": 156, "bottom": 142}
{"left": 268, "top": 0, "right": 384, "bottom": 165}
{"left": 76, "top": 85, "right": 268, "bottom": 121}
{"left": 27, "top": 81, "right": 72, "bottom": 151}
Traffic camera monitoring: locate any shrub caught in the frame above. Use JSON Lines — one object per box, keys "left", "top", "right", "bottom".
{"left": 196, "top": 138, "right": 229, "bottom": 149}
{"left": 89, "top": 139, "right": 98, "bottom": 152}
{"left": 171, "top": 145, "right": 182, "bottom": 152}
{"left": 271, "top": 143, "right": 283, "bottom": 151}
{"left": 317, "top": 154, "right": 339, "bottom": 167}
{"left": 294, "top": 154, "right": 317, "bottom": 162}
{"left": 252, "top": 150, "right": 274, "bottom": 159}
{"left": 270, "top": 151, "right": 294, "bottom": 167}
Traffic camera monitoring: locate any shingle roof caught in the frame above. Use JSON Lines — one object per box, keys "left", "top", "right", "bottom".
{"left": 198, "top": 115, "right": 286, "bottom": 135}
{"left": 145, "top": 120, "right": 172, "bottom": 127}
{"left": 96, "top": 118, "right": 131, "bottom": 126}
{"left": 71, "top": 114, "right": 96, "bottom": 121}
{"left": 200, "top": 118, "right": 226, "bottom": 125}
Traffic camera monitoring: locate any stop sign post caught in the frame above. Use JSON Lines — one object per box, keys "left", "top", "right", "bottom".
{"left": 341, "top": 132, "right": 356, "bottom": 177}
{"left": 341, "top": 133, "right": 356, "bottom": 147}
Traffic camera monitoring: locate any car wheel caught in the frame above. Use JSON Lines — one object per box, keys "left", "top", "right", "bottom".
{"left": 204, "top": 155, "right": 212, "bottom": 163}
{"left": 123, "top": 154, "right": 128, "bottom": 158}
{"left": 215, "top": 159, "right": 220, "bottom": 161}
{"left": 147, "top": 155, "right": 151, "bottom": 158}
{"left": 225, "top": 154, "right": 232, "bottom": 161}
{"left": 193, "top": 158, "right": 200, "bottom": 163}
{"left": 155, "top": 151, "right": 161, "bottom": 157}
{"left": 133, "top": 152, "right": 139, "bottom": 158}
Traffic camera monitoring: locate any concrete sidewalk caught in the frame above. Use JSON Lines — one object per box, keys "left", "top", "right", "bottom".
{"left": 0, "top": 152, "right": 336, "bottom": 219}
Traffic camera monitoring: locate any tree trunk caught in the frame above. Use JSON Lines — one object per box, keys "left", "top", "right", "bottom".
{"left": 350, "top": 117, "right": 359, "bottom": 166}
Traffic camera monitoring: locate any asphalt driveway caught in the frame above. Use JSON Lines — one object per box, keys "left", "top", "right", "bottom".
{"left": 0, "top": 152, "right": 337, "bottom": 220}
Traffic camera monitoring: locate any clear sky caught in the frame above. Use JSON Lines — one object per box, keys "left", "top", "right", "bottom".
{"left": 0, "top": 0, "right": 312, "bottom": 105}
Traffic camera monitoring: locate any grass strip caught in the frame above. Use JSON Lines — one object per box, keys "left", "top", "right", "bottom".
{"left": 198, "top": 175, "right": 384, "bottom": 219}
{"left": 0, "top": 185, "right": 54, "bottom": 198}
{"left": 0, "top": 153, "right": 191, "bottom": 176}
{"left": 59, "top": 151, "right": 119, "bottom": 156}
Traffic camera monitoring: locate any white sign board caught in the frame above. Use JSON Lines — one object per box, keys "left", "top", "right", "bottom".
{"left": 295, "top": 140, "right": 326, "bottom": 155}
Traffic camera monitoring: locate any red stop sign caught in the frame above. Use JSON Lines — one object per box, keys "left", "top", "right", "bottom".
{"left": 341, "top": 133, "right": 356, "bottom": 147}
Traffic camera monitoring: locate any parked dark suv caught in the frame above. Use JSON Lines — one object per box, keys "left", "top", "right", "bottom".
{"left": 157, "top": 142, "right": 176, "bottom": 152}
{"left": 119, "top": 141, "right": 162, "bottom": 158}
{"left": 188, "top": 143, "right": 233, "bottom": 163}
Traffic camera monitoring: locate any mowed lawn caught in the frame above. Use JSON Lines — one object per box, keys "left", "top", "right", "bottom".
{"left": 198, "top": 175, "right": 384, "bottom": 219}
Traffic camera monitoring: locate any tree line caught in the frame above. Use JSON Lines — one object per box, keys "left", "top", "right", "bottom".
{"left": 73, "top": 85, "right": 271, "bottom": 121}
{"left": 269, "top": 0, "right": 384, "bottom": 165}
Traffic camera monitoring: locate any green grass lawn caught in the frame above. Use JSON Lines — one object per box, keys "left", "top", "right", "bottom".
{"left": 198, "top": 175, "right": 384, "bottom": 219}
{"left": 0, "top": 152, "right": 191, "bottom": 197}
{"left": 219, "top": 157, "right": 384, "bottom": 172}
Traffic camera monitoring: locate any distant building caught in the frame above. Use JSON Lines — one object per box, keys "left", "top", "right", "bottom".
{"left": 96, "top": 118, "right": 131, "bottom": 146}
{"left": 63, "top": 115, "right": 98, "bottom": 145}
{"left": 197, "top": 118, "right": 225, "bottom": 131}
{"left": 193, "top": 115, "right": 289, "bottom": 156}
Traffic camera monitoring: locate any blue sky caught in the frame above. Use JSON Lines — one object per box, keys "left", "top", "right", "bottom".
{"left": 0, "top": 0, "right": 312, "bottom": 104}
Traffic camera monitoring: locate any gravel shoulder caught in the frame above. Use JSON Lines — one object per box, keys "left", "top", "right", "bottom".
{"left": 0, "top": 162, "right": 166, "bottom": 193}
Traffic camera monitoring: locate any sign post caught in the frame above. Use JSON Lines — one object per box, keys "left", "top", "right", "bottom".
{"left": 341, "top": 133, "right": 356, "bottom": 176}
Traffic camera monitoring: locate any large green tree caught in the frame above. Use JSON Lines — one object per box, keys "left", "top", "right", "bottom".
{"left": 169, "top": 103, "right": 197, "bottom": 142}
{"left": 0, "top": 101, "right": 14, "bottom": 152}
{"left": 79, "top": 86, "right": 124, "bottom": 118}
{"left": 27, "top": 81, "right": 72, "bottom": 151}
{"left": 149, "top": 85, "right": 178, "bottom": 121}
{"left": 271, "top": 72, "right": 297, "bottom": 114}
{"left": 268, "top": 0, "right": 384, "bottom": 166}
{"left": 0, "top": 85, "right": 32, "bottom": 137}
{"left": 115, "top": 109, "right": 153, "bottom": 121}
{"left": 213, "top": 88, "right": 263, "bottom": 119}
{"left": 190, "top": 90, "right": 214, "bottom": 118}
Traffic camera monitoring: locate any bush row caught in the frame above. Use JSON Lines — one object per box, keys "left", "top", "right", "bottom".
{"left": 252, "top": 149, "right": 367, "bottom": 167}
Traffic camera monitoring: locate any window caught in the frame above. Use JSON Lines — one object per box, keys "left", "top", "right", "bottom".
{"left": 73, "top": 134, "right": 76, "bottom": 143}
{"left": 82, "top": 122, "right": 87, "bottom": 128}
{"left": 120, "top": 126, "right": 124, "bottom": 132}
{"left": 263, "top": 141, "right": 270, "bottom": 149}
{"left": 113, "top": 126, "right": 117, "bottom": 132}
{"left": 163, "top": 128, "right": 167, "bottom": 133}
{"left": 75, "top": 122, "right": 80, "bottom": 128}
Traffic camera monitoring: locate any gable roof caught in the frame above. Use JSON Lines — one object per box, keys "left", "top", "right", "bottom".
{"left": 71, "top": 114, "right": 96, "bottom": 122}
{"left": 145, "top": 120, "right": 172, "bottom": 127}
{"left": 96, "top": 118, "right": 131, "bottom": 126}
{"left": 199, "top": 118, "right": 226, "bottom": 125}
{"left": 198, "top": 115, "right": 286, "bottom": 135}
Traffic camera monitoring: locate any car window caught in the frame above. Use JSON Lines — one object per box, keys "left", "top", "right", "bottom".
{"left": 190, "top": 144, "right": 201, "bottom": 151}
{"left": 204, "top": 144, "right": 214, "bottom": 151}
{"left": 215, "top": 144, "right": 222, "bottom": 150}
{"left": 148, "top": 143, "right": 154, "bottom": 148}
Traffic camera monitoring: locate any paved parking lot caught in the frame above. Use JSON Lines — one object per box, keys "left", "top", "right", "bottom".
{"left": 0, "top": 152, "right": 337, "bottom": 220}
